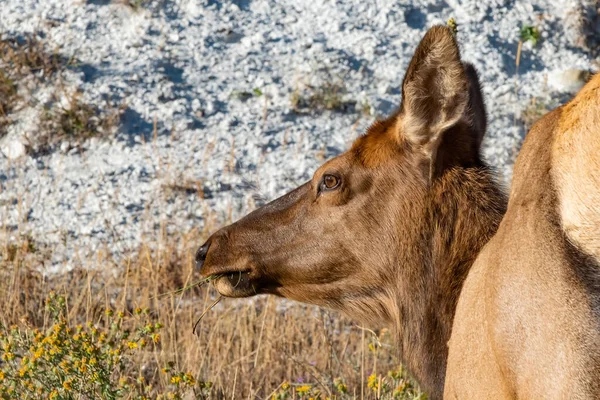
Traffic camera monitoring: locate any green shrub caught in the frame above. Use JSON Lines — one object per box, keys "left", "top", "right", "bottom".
{"left": 0, "top": 292, "right": 210, "bottom": 400}
{"left": 520, "top": 25, "right": 540, "bottom": 46}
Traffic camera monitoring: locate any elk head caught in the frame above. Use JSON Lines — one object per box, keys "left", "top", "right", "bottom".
{"left": 196, "top": 26, "right": 503, "bottom": 328}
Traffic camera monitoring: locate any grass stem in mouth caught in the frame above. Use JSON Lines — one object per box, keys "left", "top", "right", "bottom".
{"left": 193, "top": 295, "right": 223, "bottom": 335}
{"left": 154, "top": 274, "right": 223, "bottom": 299}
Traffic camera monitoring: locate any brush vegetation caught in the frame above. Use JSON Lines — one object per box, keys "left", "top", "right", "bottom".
{"left": 37, "top": 91, "right": 123, "bottom": 153}
{"left": 0, "top": 226, "right": 423, "bottom": 399}
{"left": 0, "top": 71, "right": 18, "bottom": 137}
{"left": 0, "top": 34, "right": 123, "bottom": 153}
{"left": 291, "top": 80, "right": 357, "bottom": 114}
{"left": 0, "top": 34, "right": 69, "bottom": 80}
{"left": 520, "top": 25, "right": 540, "bottom": 46}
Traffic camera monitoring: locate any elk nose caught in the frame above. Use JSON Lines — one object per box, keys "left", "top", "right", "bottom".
{"left": 195, "top": 241, "right": 211, "bottom": 270}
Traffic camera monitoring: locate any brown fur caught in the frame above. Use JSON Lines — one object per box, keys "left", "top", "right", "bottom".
{"left": 197, "top": 26, "right": 508, "bottom": 398}
{"left": 445, "top": 75, "right": 600, "bottom": 398}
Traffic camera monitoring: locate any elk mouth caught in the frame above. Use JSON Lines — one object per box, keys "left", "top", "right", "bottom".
{"left": 210, "top": 271, "right": 257, "bottom": 298}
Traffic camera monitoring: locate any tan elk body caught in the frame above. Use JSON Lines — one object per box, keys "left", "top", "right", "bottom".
{"left": 446, "top": 71, "right": 600, "bottom": 398}
{"left": 196, "top": 26, "right": 600, "bottom": 399}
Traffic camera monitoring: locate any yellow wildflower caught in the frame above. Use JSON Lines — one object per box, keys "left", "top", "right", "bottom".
{"left": 296, "top": 385, "right": 311, "bottom": 395}
{"left": 33, "top": 332, "right": 43, "bottom": 343}
{"left": 367, "top": 374, "right": 378, "bottom": 391}
{"left": 184, "top": 373, "right": 196, "bottom": 385}
{"left": 63, "top": 379, "right": 73, "bottom": 391}
{"left": 127, "top": 341, "right": 138, "bottom": 350}
{"left": 171, "top": 375, "right": 182, "bottom": 385}
{"left": 335, "top": 381, "right": 347, "bottom": 394}
{"left": 33, "top": 348, "right": 43, "bottom": 360}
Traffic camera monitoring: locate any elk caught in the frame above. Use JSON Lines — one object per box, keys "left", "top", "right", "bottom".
{"left": 196, "top": 25, "right": 600, "bottom": 398}
{"left": 445, "top": 69, "right": 600, "bottom": 396}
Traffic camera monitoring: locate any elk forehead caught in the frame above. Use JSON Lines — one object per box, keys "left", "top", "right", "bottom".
{"left": 350, "top": 117, "right": 404, "bottom": 168}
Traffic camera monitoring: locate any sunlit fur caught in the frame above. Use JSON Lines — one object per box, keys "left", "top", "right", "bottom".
{"left": 446, "top": 74, "right": 600, "bottom": 398}
{"left": 553, "top": 74, "right": 600, "bottom": 260}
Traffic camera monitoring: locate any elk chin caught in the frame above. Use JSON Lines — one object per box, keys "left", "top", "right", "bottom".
{"left": 211, "top": 271, "right": 257, "bottom": 298}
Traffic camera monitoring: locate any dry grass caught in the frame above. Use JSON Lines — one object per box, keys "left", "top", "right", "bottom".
{"left": 0, "top": 71, "right": 18, "bottom": 137}
{"left": 35, "top": 91, "right": 124, "bottom": 153}
{"left": 0, "top": 225, "right": 422, "bottom": 399}
{"left": 0, "top": 33, "right": 123, "bottom": 154}
{"left": 290, "top": 69, "right": 359, "bottom": 115}
{"left": 0, "top": 33, "right": 112, "bottom": 152}
{"left": 162, "top": 176, "right": 205, "bottom": 198}
{"left": 114, "top": 0, "right": 150, "bottom": 11}
{"left": 0, "top": 34, "right": 70, "bottom": 80}
{"left": 291, "top": 81, "right": 356, "bottom": 114}
{"left": 520, "top": 96, "right": 554, "bottom": 131}
{"left": 564, "top": 2, "right": 600, "bottom": 56}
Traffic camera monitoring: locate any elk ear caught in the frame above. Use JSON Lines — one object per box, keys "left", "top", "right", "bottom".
{"left": 463, "top": 62, "right": 487, "bottom": 150}
{"left": 398, "top": 26, "right": 469, "bottom": 160}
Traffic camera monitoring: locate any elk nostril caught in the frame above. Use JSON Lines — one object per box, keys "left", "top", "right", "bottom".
{"left": 195, "top": 242, "right": 210, "bottom": 269}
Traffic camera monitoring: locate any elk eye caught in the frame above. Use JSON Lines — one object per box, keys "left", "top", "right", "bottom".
{"left": 321, "top": 174, "right": 340, "bottom": 191}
